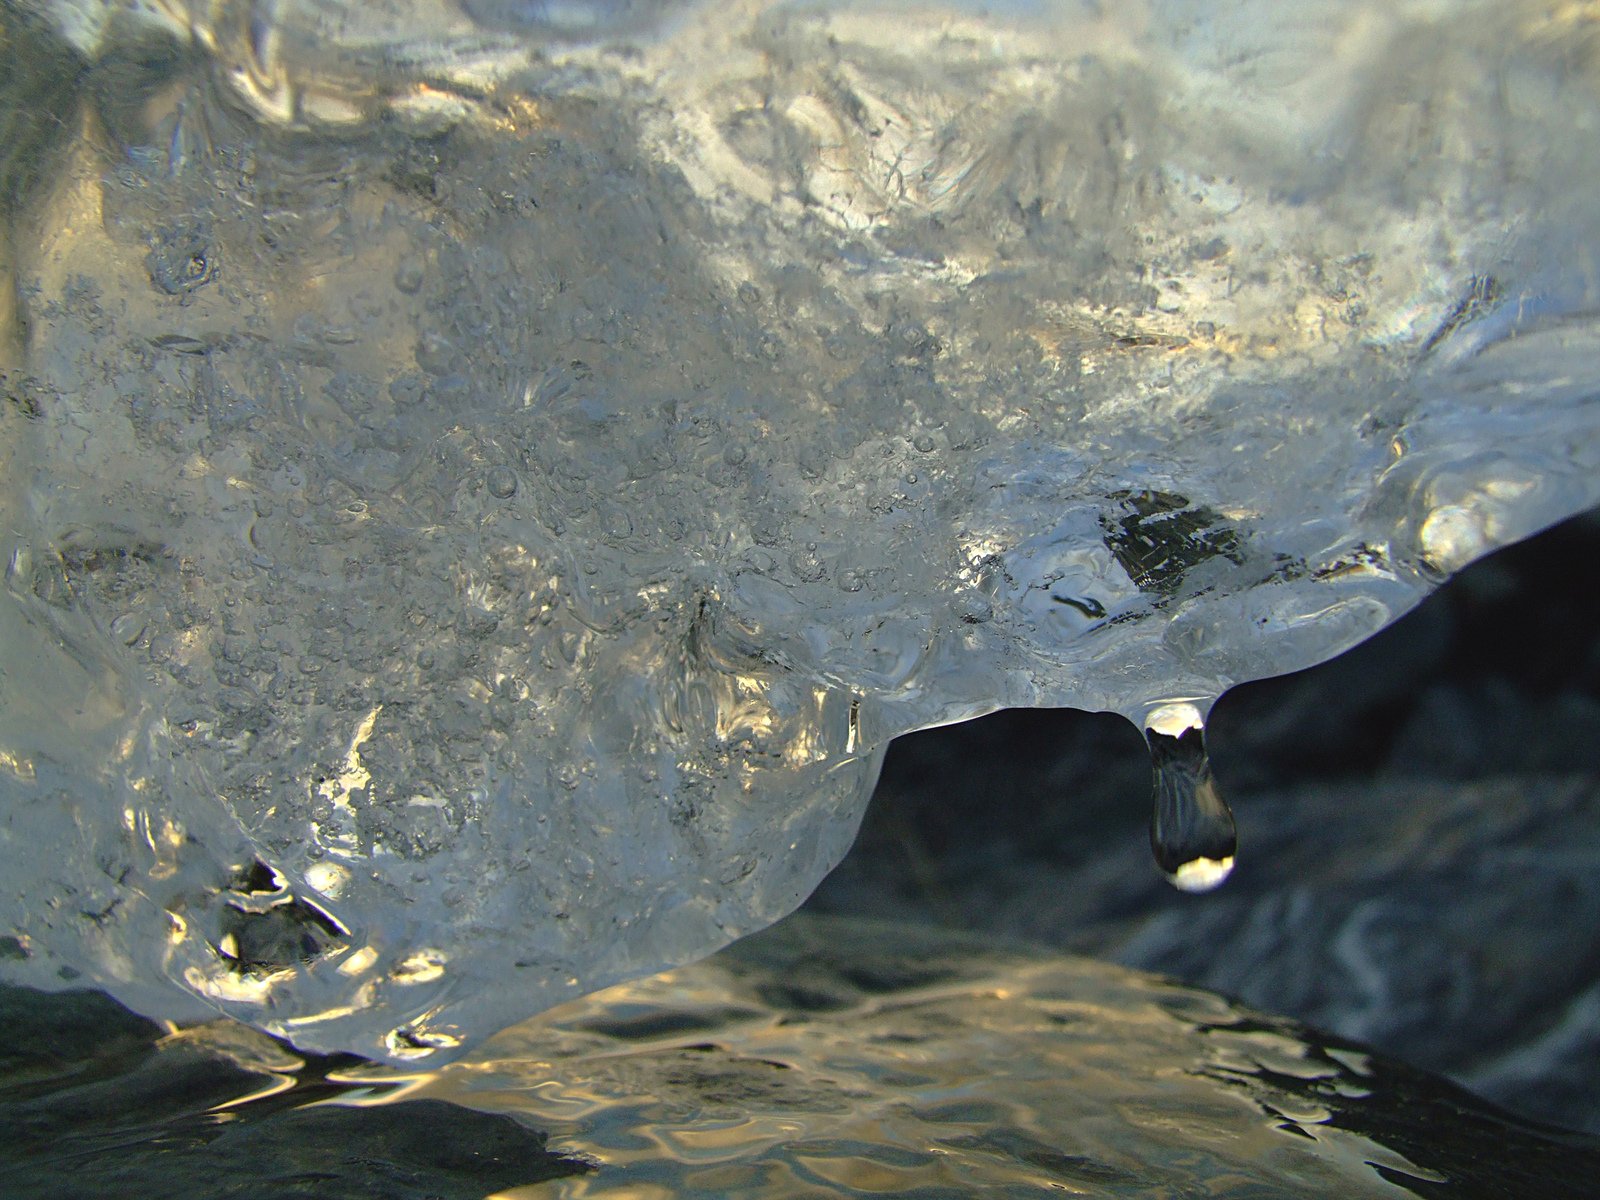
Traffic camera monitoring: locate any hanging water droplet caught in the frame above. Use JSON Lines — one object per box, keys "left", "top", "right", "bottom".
{"left": 1144, "top": 701, "right": 1235, "bottom": 893}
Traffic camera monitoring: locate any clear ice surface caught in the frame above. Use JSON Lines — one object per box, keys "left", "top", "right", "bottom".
{"left": 1, "top": 0, "right": 1599, "bottom": 1062}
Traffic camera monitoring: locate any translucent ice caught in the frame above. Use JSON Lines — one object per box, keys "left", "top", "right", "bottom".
{"left": 2, "top": 0, "right": 1599, "bottom": 1061}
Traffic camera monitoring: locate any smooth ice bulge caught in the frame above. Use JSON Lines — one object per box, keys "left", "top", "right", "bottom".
{"left": 2, "top": 0, "right": 1599, "bottom": 1061}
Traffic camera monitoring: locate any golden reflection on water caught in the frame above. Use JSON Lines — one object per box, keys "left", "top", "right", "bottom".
{"left": 321, "top": 916, "right": 1448, "bottom": 1198}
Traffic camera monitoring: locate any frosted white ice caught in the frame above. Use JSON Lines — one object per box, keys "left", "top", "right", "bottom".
{"left": 2, "top": 0, "right": 1599, "bottom": 1060}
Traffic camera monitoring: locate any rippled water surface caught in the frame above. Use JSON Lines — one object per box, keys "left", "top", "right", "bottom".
{"left": 4, "top": 915, "right": 1599, "bottom": 1198}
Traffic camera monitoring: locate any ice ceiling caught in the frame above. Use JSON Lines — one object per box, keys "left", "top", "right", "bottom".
{"left": 1, "top": 0, "right": 1598, "bottom": 1062}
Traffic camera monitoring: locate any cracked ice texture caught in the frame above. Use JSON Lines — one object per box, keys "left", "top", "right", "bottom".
{"left": 1, "top": 0, "right": 1598, "bottom": 1060}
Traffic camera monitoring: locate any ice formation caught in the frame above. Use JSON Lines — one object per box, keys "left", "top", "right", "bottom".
{"left": 1, "top": 0, "right": 1598, "bottom": 1061}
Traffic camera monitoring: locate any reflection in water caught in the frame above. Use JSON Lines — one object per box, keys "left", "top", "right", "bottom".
{"left": 8, "top": 915, "right": 1591, "bottom": 1198}
{"left": 417, "top": 915, "right": 1600, "bottom": 1198}
{"left": 0, "top": 986, "right": 589, "bottom": 1199}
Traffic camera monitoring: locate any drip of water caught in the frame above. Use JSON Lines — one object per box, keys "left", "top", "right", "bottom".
{"left": 1144, "top": 702, "right": 1236, "bottom": 893}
